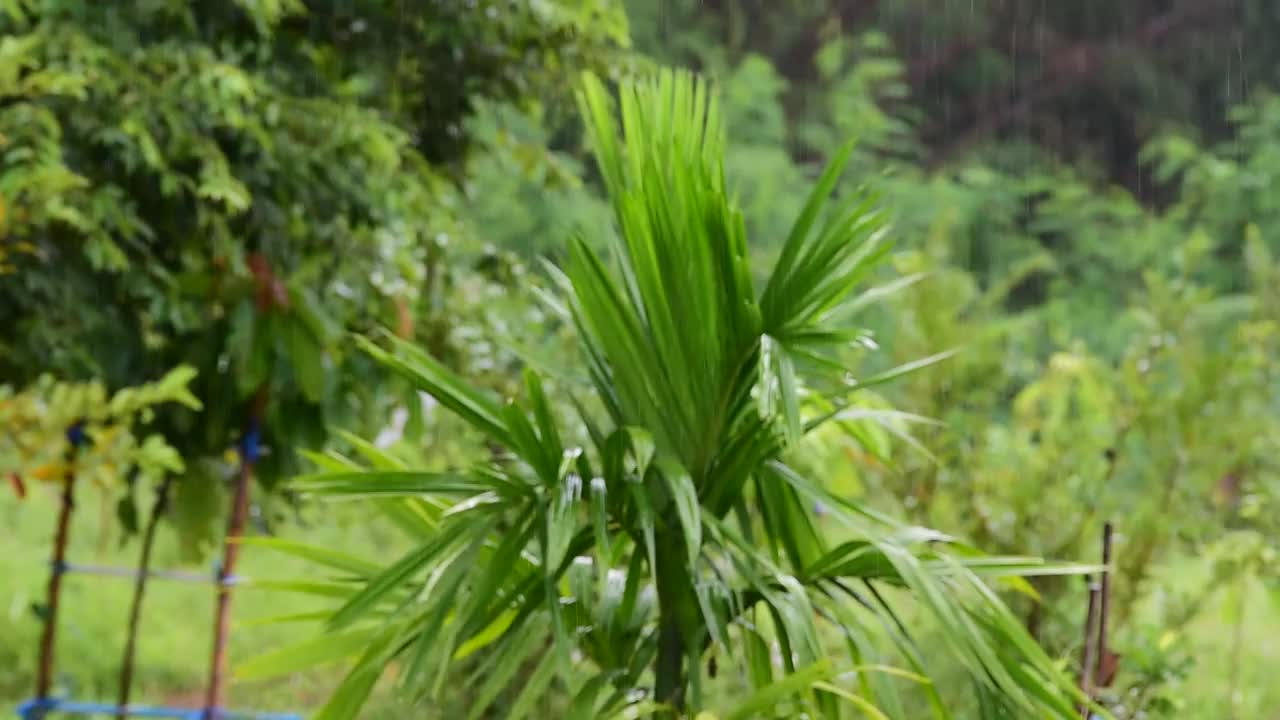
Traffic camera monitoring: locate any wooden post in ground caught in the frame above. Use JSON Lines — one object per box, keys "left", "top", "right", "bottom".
{"left": 203, "top": 391, "right": 265, "bottom": 720}
{"left": 1079, "top": 521, "right": 1115, "bottom": 719}
{"left": 34, "top": 425, "right": 86, "bottom": 711}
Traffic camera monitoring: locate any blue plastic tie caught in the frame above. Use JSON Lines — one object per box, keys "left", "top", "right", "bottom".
{"left": 65, "top": 423, "right": 88, "bottom": 448}
{"left": 212, "top": 560, "right": 246, "bottom": 586}
{"left": 17, "top": 698, "right": 302, "bottom": 720}
{"left": 238, "top": 424, "right": 261, "bottom": 465}
{"left": 16, "top": 697, "right": 55, "bottom": 720}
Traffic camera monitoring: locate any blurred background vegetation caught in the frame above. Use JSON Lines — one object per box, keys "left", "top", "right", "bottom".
{"left": 2, "top": 1, "right": 1278, "bottom": 718}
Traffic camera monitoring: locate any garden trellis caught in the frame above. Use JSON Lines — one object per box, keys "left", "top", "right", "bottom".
{"left": 15, "top": 421, "right": 301, "bottom": 720}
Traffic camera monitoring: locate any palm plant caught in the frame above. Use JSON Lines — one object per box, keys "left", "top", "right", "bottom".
{"left": 247, "top": 69, "right": 1092, "bottom": 719}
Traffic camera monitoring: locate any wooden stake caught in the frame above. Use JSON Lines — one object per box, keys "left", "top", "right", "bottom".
{"left": 1096, "top": 523, "right": 1114, "bottom": 684}
{"left": 1079, "top": 578, "right": 1101, "bottom": 718}
{"left": 204, "top": 391, "right": 266, "bottom": 719}
{"left": 35, "top": 426, "right": 85, "bottom": 705}
{"left": 1080, "top": 522, "right": 1115, "bottom": 719}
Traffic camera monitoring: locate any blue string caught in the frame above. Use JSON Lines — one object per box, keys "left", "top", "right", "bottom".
{"left": 17, "top": 698, "right": 302, "bottom": 720}
{"left": 48, "top": 562, "right": 244, "bottom": 585}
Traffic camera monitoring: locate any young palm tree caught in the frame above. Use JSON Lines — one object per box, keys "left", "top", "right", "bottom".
{"left": 247, "top": 70, "right": 1091, "bottom": 719}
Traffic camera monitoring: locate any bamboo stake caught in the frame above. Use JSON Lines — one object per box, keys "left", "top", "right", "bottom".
{"left": 1079, "top": 522, "right": 1114, "bottom": 719}
{"left": 1096, "top": 523, "right": 1114, "bottom": 679}
{"left": 203, "top": 390, "right": 266, "bottom": 720}
{"left": 34, "top": 424, "right": 86, "bottom": 708}
{"left": 1079, "top": 578, "right": 1101, "bottom": 718}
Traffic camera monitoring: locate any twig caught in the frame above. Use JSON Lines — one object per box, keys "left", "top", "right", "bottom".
{"left": 117, "top": 475, "right": 174, "bottom": 718}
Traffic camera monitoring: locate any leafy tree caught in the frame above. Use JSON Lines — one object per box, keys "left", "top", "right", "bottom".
{"left": 0, "top": 1, "right": 627, "bottom": 712}
{"left": 0, "top": 0, "right": 629, "bottom": 510}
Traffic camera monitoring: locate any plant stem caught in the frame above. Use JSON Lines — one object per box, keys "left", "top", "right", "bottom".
{"left": 117, "top": 476, "right": 174, "bottom": 718}
{"left": 654, "top": 537, "right": 693, "bottom": 715}
{"left": 655, "top": 614, "right": 686, "bottom": 713}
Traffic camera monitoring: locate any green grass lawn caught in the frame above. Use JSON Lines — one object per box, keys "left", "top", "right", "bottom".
{"left": 4, "top": 483, "right": 1277, "bottom": 719}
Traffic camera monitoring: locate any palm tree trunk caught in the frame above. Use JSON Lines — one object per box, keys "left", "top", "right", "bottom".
{"left": 116, "top": 476, "right": 174, "bottom": 718}
{"left": 655, "top": 614, "right": 685, "bottom": 712}
{"left": 654, "top": 537, "right": 695, "bottom": 714}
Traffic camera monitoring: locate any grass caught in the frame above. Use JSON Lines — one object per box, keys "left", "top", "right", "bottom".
{"left": 1134, "top": 557, "right": 1280, "bottom": 719}
{"left": 4, "top": 483, "right": 1277, "bottom": 719}
{"left": 0, "top": 483, "right": 414, "bottom": 719}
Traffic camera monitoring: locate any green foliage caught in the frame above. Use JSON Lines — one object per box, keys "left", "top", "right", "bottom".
{"left": 627, "top": 0, "right": 1280, "bottom": 185}
{"left": 4, "top": 3, "right": 1280, "bottom": 718}
{"left": 461, "top": 20, "right": 1280, "bottom": 714}
{"left": 1, "top": 368, "right": 199, "bottom": 488}
{"left": 0, "top": 1, "right": 433, "bottom": 480}
{"left": 259, "top": 69, "right": 1093, "bottom": 720}
{"left": 0, "top": 0, "right": 629, "bottom": 552}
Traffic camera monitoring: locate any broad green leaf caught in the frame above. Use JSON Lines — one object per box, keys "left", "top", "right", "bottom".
{"left": 291, "top": 470, "right": 491, "bottom": 499}
{"left": 236, "top": 626, "right": 382, "bottom": 680}
{"left": 357, "top": 334, "right": 511, "bottom": 446}
{"left": 664, "top": 466, "right": 702, "bottom": 569}
{"left": 812, "top": 681, "right": 890, "bottom": 720}
{"left": 506, "top": 655, "right": 559, "bottom": 720}
{"left": 546, "top": 473, "right": 583, "bottom": 572}
{"left": 234, "top": 537, "right": 380, "bottom": 576}
{"left": 313, "top": 628, "right": 398, "bottom": 720}
{"left": 284, "top": 316, "right": 325, "bottom": 402}
{"left": 327, "top": 526, "right": 464, "bottom": 629}
{"left": 724, "top": 658, "right": 836, "bottom": 720}
{"left": 464, "top": 621, "right": 549, "bottom": 720}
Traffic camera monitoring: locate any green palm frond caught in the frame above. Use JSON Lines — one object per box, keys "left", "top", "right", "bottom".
{"left": 247, "top": 68, "right": 1095, "bottom": 720}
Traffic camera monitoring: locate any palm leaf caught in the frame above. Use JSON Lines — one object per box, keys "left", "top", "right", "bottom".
{"left": 272, "top": 67, "right": 1091, "bottom": 720}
